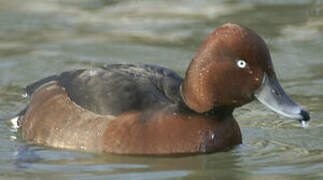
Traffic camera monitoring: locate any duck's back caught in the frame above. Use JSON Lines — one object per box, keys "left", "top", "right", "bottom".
{"left": 26, "top": 64, "right": 184, "bottom": 116}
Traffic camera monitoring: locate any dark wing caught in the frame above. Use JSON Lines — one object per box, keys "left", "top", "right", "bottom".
{"left": 25, "top": 64, "right": 183, "bottom": 116}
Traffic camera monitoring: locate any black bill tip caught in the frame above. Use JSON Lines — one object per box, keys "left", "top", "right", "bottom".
{"left": 300, "top": 109, "right": 310, "bottom": 122}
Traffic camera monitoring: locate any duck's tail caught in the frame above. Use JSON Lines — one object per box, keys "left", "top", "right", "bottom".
{"left": 9, "top": 75, "right": 58, "bottom": 130}
{"left": 25, "top": 75, "right": 58, "bottom": 96}
{"left": 9, "top": 106, "right": 28, "bottom": 130}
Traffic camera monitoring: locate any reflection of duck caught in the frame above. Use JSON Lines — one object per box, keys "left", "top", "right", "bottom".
{"left": 14, "top": 23, "right": 309, "bottom": 154}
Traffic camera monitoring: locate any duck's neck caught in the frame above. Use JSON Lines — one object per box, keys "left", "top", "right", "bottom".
{"left": 180, "top": 82, "right": 233, "bottom": 118}
{"left": 180, "top": 56, "right": 217, "bottom": 113}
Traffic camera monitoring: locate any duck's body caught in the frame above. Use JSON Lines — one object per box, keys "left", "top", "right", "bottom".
{"left": 21, "top": 64, "right": 241, "bottom": 154}
{"left": 16, "top": 23, "right": 309, "bottom": 155}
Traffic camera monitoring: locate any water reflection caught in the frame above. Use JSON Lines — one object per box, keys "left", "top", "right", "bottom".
{"left": 12, "top": 145, "right": 247, "bottom": 180}
{"left": 14, "top": 145, "right": 43, "bottom": 170}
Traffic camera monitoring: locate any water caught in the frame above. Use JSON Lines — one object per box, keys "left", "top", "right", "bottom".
{"left": 0, "top": 0, "right": 323, "bottom": 179}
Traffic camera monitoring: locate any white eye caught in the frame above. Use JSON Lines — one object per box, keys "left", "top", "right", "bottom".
{"left": 237, "top": 59, "right": 247, "bottom": 69}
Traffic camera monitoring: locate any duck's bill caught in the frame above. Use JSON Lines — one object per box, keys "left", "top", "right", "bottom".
{"left": 254, "top": 73, "right": 310, "bottom": 123}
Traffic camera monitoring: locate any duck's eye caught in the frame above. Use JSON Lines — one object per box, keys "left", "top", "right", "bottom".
{"left": 237, "top": 60, "right": 247, "bottom": 69}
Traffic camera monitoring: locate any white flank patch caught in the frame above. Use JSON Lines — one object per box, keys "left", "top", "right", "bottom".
{"left": 10, "top": 116, "right": 19, "bottom": 131}
{"left": 22, "top": 93, "right": 28, "bottom": 98}
{"left": 301, "top": 120, "right": 309, "bottom": 128}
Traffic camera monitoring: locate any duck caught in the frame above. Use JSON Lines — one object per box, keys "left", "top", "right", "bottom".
{"left": 13, "top": 23, "right": 310, "bottom": 155}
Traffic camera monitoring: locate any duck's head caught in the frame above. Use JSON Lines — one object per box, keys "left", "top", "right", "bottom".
{"left": 181, "top": 23, "right": 310, "bottom": 122}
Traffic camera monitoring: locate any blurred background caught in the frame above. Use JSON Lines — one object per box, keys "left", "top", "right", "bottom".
{"left": 0, "top": 0, "right": 322, "bottom": 179}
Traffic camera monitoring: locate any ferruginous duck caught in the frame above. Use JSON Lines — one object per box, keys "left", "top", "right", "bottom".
{"left": 13, "top": 23, "right": 310, "bottom": 154}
